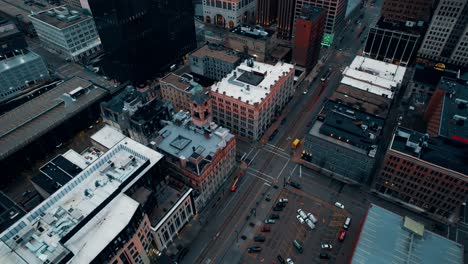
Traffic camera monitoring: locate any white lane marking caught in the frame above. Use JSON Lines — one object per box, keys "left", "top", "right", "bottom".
{"left": 247, "top": 167, "right": 276, "bottom": 180}
{"left": 266, "top": 143, "right": 287, "bottom": 153}
{"left": 248, "top": 149, "right": 260, "bottom": 166}
{"left": 264, "top": 182, "right": 271, "bottom": 187}
{"left": 291, "top": 164, "right": 298, "bottom": 175}
{"left": 243, "top": 148, "right": 254, "bottom": 161}
{"left": 262, "top": 147, "right": 290, "bottom": 160}
{"left": 246, "top": 171, "right": 272, "bottom": 184}
{"left": 277, "top": 159, "right": 290, "bottom": 180}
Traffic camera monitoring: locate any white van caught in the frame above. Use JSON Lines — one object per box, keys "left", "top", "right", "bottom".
{"left": 297, "top": 209, "right": 307, "bottom": 220}
{"left": 307, "top": 213, "right": 318, "bottom": 224}
{"left": 305, "top": 219, "right": 316, "bottom": 230}
{"left": 344, "top": 217, "right": 351, "bottom": 229}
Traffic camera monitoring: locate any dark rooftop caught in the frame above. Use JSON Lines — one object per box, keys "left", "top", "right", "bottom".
{"left": 329, "top": 84, "right": 391, "bottom": 118}
{"left": 437, "top": 77, "right": 468, "bottom": 140}
{"left": 374, "top": 16, "right": 426, "bottom": 35}
{"left": 101, "top": 87, "right": 142, "bottom": 114}
{"left": 413, "top": 63, "right": 458, "bottom": 86}
{"left": 0, "top": 21, "right": 19, "bottom": 39}
{"left": 237, "top": 71, "right": 265, "bottom": 86}
{"left": 0, "top": 77, "right": 108, "bottom": 160}
{"left": 30, "top": 6, "right": 90, "bottom": 29}
{"left": 0, "top": 191, "right": 26, "bottom": 233}
{"left": 130, "top": 99, "right": 169, "bottom": 124}
{"left": 391, "top": 127, "right": 468, "bottom": 176}
{"left": 298, "top": 4, "right": 324, "bottom": 21}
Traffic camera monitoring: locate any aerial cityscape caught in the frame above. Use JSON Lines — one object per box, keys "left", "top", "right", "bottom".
{"left": 0, "top": 0, "right": 467, "bottom": 263}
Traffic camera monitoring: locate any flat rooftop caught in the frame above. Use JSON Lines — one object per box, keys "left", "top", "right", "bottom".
{"left": 190, "top": 44, "right": 241, "bottom": 64}
{"left": 0, "top": 137, "right": 163, "bottom": 264}
{"left": 149, "top": 185, "right": 192, "bottom": 228}
{"left": 0, "top": 0, "right": 54, "bottom": 24}
{"left": 0, "top": 77, "right": 108, "bottom": 160}
{"left": 90, "top": 125, "right": 126, "bottom": 150}
{"left": 156, "top": 111, "right": 234, "bottom": 176}
{"left": 329, "top": 84, "right": 391, "bottom": 118}
{"left": 0, "top": 191, "right": 25, "bottom": 233}
{"left": 391, "top": 127, "right": 468, "bottom": 176}
{"left": 211, "top": 60, "right": 294, "bottom": 105}
{"left": 0, "top": 20, "right": 19, "bottom": 38}
{"left": 374, "top": 16, "right": 426, "bottom": 35}
{"left": 160, "top": 73, "right": 204, "bottom": 94}
{"left": 0, "top": 49, "right": 45, "bottom": 72}
{"left": 342, "top": 56, "right": 407, "bottom": 99}
{"left": 30, "top": 6, "right": 91, "bottom": 30}
{"left": 351, "top": 204, "right": 463, "bottom": 264}
{"left": 438, "top": 77, "right": 468, "bottom": 140}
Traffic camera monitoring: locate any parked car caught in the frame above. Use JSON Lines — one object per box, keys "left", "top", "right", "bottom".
{"left": 319, "top": 253, "right": 330, "bottom": 259}
{"left": 279, "top": 198, "right": 288, "bottom": 203}
{"left": 270, "top": 214, "right": 280, "bottom": 219}
{"left": 261, "top": 225, "right": 271, "bottom": 232}
{"left": 290, "top": 181, "right": 302, "bottom": 189}
{"left": 287, "top": 258, "right": 294, "bottom": 264}
{"left": 277, "top": 202, "right": 286, "bottom": 208}
{"left": 334, "top": 202, "right": 345, "bottom": 209}
{"left": 265, "top": 219, "right": 276, "bottom": 224}
{"left": 296, "top": 215, "right": 305, "bottom": 224}
{"left": 297, "top": 209, "right": 307, "bottom": 219}
{"left": 321, "top": 243, "right": 333, "bottom": 249}
{"left": 307, "top": 213, "right": 318, "bottom": 224}
{"left": 254, "top": 236, "right": 266, "bottom": 242}
{"left": 338, "top": 230, "right": 347, "bottom": 241}
{"left": 305, "top": 219, "right": 316, "bottom": 230}
{"left": 273, "top": 206, "right": 283, "bottom": 211}
{"left": 248, "top": 246, "right": 262, "bottom": 253}
{"left": 277, "top": 255, "right": 286, "bottom": 264}
{"left": 293, "top": 240, "right": 304, "bottom": 254}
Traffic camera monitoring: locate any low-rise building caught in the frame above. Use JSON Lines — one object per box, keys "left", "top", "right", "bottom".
{"left": 226, "top": 26, "right": 272, "bottom": 62}
{"left": 189, "top": 44, "right": 243, "bottom": 81}
{"left": 154, "top": 96, "right": 236, "bottom": 210}
{"left": 160, "top": 73, "right": 205, "bottom": 111}
{"left": 303, "top": 101, "right": 384, "bottom": 184}
{"left": 0, "top": 192, "right": 25, "bottom": 234}
{"left": 372, "top": 127, "right": 468, "bottom": 223}
{"left": 350, "top": 204, "right": 463, "bottom": 264}
{"left": 203, "top": 0, "right": 256, "bottom": 28}
{"left": 211, "top": 59, "right": 295, "bottom": 140}
{"left": 29, "top": 5, "right": 101, "bottom": 62}
{"left": 341, "top": 55, "right": 407, "bottom": 99}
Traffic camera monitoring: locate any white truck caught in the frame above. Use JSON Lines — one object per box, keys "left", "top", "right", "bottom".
{"left": 297, "top": 209, "right": 307, "bottom": 220}
{"left": 305, "top": 219, "right": 316, "bottom": 230}
{"left": 307, "top": 213, "right": 318, "bottom": 224}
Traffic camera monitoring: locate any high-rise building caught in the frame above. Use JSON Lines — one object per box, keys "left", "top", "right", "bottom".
{"left": 29, "top": 5, "right": 101, "bottom": 62}
{"left": 418, "top": 0, "right": 468, "bottom": 67}
{"left": 381, "top": 0, "right": 434, "bottom": 23}
{"left": 372, "top": 127, "right": 468, "bottom": 223}
{"left": 203, "top": 0, "right": 256, "bottom": 28}
{"left": 277, "top": 0, "right": 296, "bottom": 40}
{"left": 210, "top": 59, "right": 294, "bottom": 140}
{"left": 295, "top": 0, "right": 349, "bottom": 46}
{"left": 256, "top": 0, "right": 278, "bottom": 26}
{"left": 88, "top": 0, "right": 196, "bottom": 83}
{"left": 293, "top": 5, "right": 326, "bottom": 71}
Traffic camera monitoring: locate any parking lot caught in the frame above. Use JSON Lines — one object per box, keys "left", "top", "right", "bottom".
{"left": 241, "top": 188, "right": 348, "bottom": 263}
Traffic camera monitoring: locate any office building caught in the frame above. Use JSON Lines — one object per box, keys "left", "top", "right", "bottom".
{"left": 277, "top": 0, "right": 296, "bottom": 40}
{"left": 29, "top": 6, "right": 101, "bottom": 62}
{"left": 226, "top": 25, "right": 272, "bottom": 62}
{"left": 160, "top": 73, "right": 206, "bottom": 112}
{"left": 418, "top": 0, "right": 468, "bottom": 67}
{"left": 256, "top": 0, "right": 278, "bottom": 27}
{"left": 341, "top": 55, "right": 407, "bottom": 99}
{"left": 203, "top": 0, "right": 256, "bottom": 28}
{"left": 0, "top": 19, "right": 27, "bottom": 54}
{"left": 363, "top": 17, "right": 424, "bottom": 66}
{"left": 63, "top": 0, "right": 90, "bottom": 11}
{"left": 189, "top": 44, "right": 243, "bottom": 81}
{"left": 350, "top": 204, "right": 463, "bottom": 263}
{"left": 425, "top": 77, "right": 468, "bottom": 140}
{"left": 295, "top": 0, "right": 349, "bottom": 46}
{"left": 0, "top": 133, "right": 167, "bottom": 264}
{"left": 293, "top": 5, "right": 326, "bottom": 71}
{"left": 303, "top": 101, "right": 384, "bottom": 184}
{"left": 154, "top": 101, "right": 236, "bottom": 210}
{"left": 0, "top": 192, "right": 26, "bottom": 234}
{"left": 372, "top": 127, "right": 468, "bottom": 222}
{"left": 211, "top": 59, "right": 294, "bottom": 140}
{"left": 100, "top": 86, "right": 170, "bottom": 144}
{"left": 381, "top": 0, "right": 434, "bottom": 23}
{"left": 329, "top": 84, "right": 392, "bottom": 119}
{"left": 88, "top": 0, "right": 196, "bottom": 83}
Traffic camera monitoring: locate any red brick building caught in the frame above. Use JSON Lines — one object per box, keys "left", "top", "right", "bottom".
{"left": 293, "top": 6, "right": 326, "bottom": 71}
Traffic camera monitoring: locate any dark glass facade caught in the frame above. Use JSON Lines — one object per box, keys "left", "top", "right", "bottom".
{"left": 88, "top": 0, "right": 196, "bottom": 83}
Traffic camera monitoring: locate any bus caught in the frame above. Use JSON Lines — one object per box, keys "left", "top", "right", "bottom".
{"left": 230, "top": 172, "right": 244, "bottom": 192}
{"left": 321, "top": 68, "right": 332, "bottom": 82}
{"left": 291, "top": 138, "right": 300, "bottom": 149}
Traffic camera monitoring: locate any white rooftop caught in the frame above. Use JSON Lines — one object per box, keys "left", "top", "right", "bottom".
{"left": 341, "top": 56, "right": 407, "bottom": 99}
{"left": 211, "top": 60, "right": 294, "bottom": 105}
{"left": 0, "top": 135, "right": 163, "bottom": 264}
{"left": 64, "top": 194, "right": 139, "bottom": 264}
{"left": 62, "top": 149, "right": 89, "bottom": 170}
{"left": 90, "top": 125, "right": 126, "bottom": 149}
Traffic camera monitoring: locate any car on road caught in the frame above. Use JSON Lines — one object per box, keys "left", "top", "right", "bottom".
{"left": 261, "top": 225, "right": 271, "bottom": 232}
{"left": 279, "top": 198, "right": 288, "bottom": 203}
{"left": 334, "top": 202, "right": 345, "bottom": 209}
{"left": 287, "top": 258, "right": 294, "bottom": 264}
{"left": 273, "top": 206, "right": 283, "bottom": 211}
{"left": 296, "top": 215, "right": 305, "bottom": 224}
{"left": 303, "top": 89, "right": 308, "bottom": 95}
{"left": 265, "top": 219, "right": 276, "bottom": 224}
{"left": 248, "top": 246, "right": 262, "bottom": 253}
{"left": 307, "top": 212, "right": 318, "bottom": 223}
{"left": 270, "top": 213, "right": 280, "bottom": 219}
{"left": 277, "top": 255, "right": 285, "bottom": 264}
{"left": 305, "top": 219, "right": 316, "bottom": 230}
{"left": 269, "top": 129, "right": 279, "bottom": 141}
{"left": 338, "top": 230, "right": 347, "bottom": 241}
{"left": 254, "top": 236, "right": 266, "bottom": 242}
{"left": 319, "top": 253, "right": 330, "bottom": 259}
{"left": 321, "top": 243, "right": 333, "bottom": 249}
{"left": 290, "top": 181, "right": 302, "bottom": 189}
{"left": 277, "top": 201, "right": 286, "bottom": 208}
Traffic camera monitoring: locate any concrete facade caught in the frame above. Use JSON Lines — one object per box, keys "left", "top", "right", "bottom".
{"left": 159, "top": 73, "right": 205, "bottom": 112}
{"left": 226, "top": 26, "right": 272, "bottom": 62}
{"left": 202, "top": 0, "right": 256, "bottom": 28}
